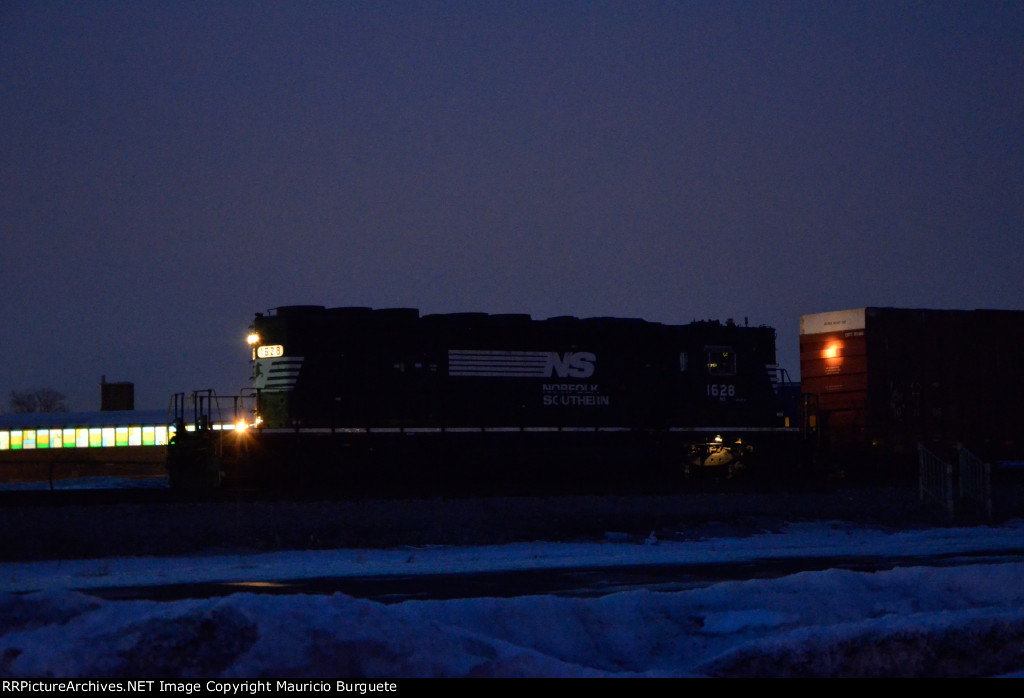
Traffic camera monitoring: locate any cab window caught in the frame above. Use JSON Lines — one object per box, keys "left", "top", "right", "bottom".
{"left": 705, "top": 346, "right": 736, "bottom": 376}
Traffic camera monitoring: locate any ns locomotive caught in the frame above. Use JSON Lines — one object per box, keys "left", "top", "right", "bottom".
{"left": 168, "top": 306, "right": 796, "bottom": 493}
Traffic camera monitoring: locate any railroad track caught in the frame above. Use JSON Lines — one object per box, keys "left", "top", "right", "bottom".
{"left": 0, "top": 486, "right": 938, "bottom": 563}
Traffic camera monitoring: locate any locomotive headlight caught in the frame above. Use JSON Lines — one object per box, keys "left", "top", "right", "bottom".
{"left": 247, "top": 332, "right": 260, "bottom": 346}
{"left": 235, "top": 420, "right": 248, "bottom": 432}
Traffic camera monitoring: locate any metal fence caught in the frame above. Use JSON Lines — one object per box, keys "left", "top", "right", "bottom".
{"left": 918, "top": 443, "right": 993, "bottom": 523}
{"left": 918, "top": 444, "right": 955, "bottom": 522}
{"left": 958, "top": 443, "right": 993, "bottom": 522}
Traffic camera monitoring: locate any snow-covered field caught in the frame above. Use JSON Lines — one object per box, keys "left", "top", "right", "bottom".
{"left": 4, "top": 521, "right": 1024, "bottom": 677}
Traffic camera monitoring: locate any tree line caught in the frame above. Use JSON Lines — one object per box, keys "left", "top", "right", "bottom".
{"left": 8, "top": 388, "right": 69, "bottom": 414}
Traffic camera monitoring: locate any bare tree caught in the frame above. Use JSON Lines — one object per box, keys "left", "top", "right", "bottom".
{"left": 9, "top": 390, "right": 36, "bottom": 413}
{"left": 9, "top": 388, "right": 69, "bottom": 413}
{"left": 36, "top": 388, "right": 69, "bottom": 412}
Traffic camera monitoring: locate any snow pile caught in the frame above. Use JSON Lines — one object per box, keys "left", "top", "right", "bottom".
{"left": 3, "top": 562, "right": 1024, "bottom": 677}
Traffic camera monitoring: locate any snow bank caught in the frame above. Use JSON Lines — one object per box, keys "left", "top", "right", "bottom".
{"left": 3, "top": 562, "right": 1024, "bottom": 677}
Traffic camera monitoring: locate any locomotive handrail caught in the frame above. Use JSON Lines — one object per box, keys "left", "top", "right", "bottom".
{"left": 167, "top": 390, "right": 256, "bottom": 433}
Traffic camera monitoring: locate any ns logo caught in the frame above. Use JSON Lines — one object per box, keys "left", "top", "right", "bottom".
{"left": 545, "top": 352, "right": 596, "bottom": 378}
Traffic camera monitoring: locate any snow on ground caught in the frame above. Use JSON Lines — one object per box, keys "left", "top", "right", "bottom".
{"left": 4, "top": 521, "right": 1024, "bottom": 677}
{"left": 0, "top": 476, "right": 170, "bottom": 490}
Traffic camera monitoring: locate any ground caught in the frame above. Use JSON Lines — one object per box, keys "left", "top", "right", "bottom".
{"left": 0, "top": 485, "right": 944, "bottom": 562}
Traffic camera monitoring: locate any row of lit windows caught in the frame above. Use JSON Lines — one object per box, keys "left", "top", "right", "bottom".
{"left": 0, "top": 422, "right": 242, "bottom": 451}
{"left": 0, "top": 426, "right": 169, "bottom": 450}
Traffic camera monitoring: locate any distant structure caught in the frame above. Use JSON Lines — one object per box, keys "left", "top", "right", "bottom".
{"left": 100, "top": 377, "right": 134, "bottom": 411}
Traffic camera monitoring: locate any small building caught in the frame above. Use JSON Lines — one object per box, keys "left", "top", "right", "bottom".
{"left": 100, "top": 377, "right": 134, "bottom": 411}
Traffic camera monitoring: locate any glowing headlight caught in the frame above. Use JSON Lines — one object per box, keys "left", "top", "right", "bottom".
{"left": 247, "top": 332, "right": 260, "bottom": 345}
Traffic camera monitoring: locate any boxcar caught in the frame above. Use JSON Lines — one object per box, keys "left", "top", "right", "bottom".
{"left": 800, "top": 307, "right": 1024, "bottom": 474}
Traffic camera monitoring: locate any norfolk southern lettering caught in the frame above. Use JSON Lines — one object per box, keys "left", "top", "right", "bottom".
{"left": 542, "top": 382, "right": 610, "bottom": 406}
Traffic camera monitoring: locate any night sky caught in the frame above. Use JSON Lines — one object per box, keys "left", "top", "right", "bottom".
{"left": 2, "top": 1, "right": 1022, "bottom": 411}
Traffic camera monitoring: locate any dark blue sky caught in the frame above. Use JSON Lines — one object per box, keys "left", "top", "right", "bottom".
{"left": 3, "top": 1, "right": 1022, "bottom": 410}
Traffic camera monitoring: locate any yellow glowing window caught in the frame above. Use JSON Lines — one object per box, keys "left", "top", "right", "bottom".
{"left": 36, "top": 429, "right": 50, "bottom": 449}
{"left": 63, "top": 428, "right": 75, "bottom": 448}
{"left": 156, "top": 426, "right": 169, "bottom": 446}
{"left": 76, "top": 428, "right": 89, "bottom": 448}
{"left": 11, "top": 431, "right": 24, "bottom": 450}
{"left": 706, "top": 347, "right": 736, "bottom": 376}
{"left": 128, "top": 426, "right": 142, "bottom": 446}
{"left": 89, "top": 428, "right": 102, "bottom": 447}
{"left": 142, "top": 426, "right": 155, "bottom": 446}
{"left": 115, "top": 427, "right": 128, "bottom": 447}
{"left": 0, "top": 432, "right": 9, "bottom": 450}
{"left": 23, "top": 430, "right": 36, "bottom": 449}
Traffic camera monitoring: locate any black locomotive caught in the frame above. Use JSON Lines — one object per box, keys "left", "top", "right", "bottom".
{"left": 169, "top": 305, "right": 796, "bottom": 493}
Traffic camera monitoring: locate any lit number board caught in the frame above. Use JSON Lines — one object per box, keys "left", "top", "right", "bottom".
{"left": 256, "top": 345, "right": 284, "bottom": 358}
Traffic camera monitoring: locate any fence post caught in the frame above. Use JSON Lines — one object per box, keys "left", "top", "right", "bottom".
{"left": 957, "top": 444, "right": 993, "bottom": 523}
{"left": 919, "top": 443, "right": 955, "bottom": 523}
